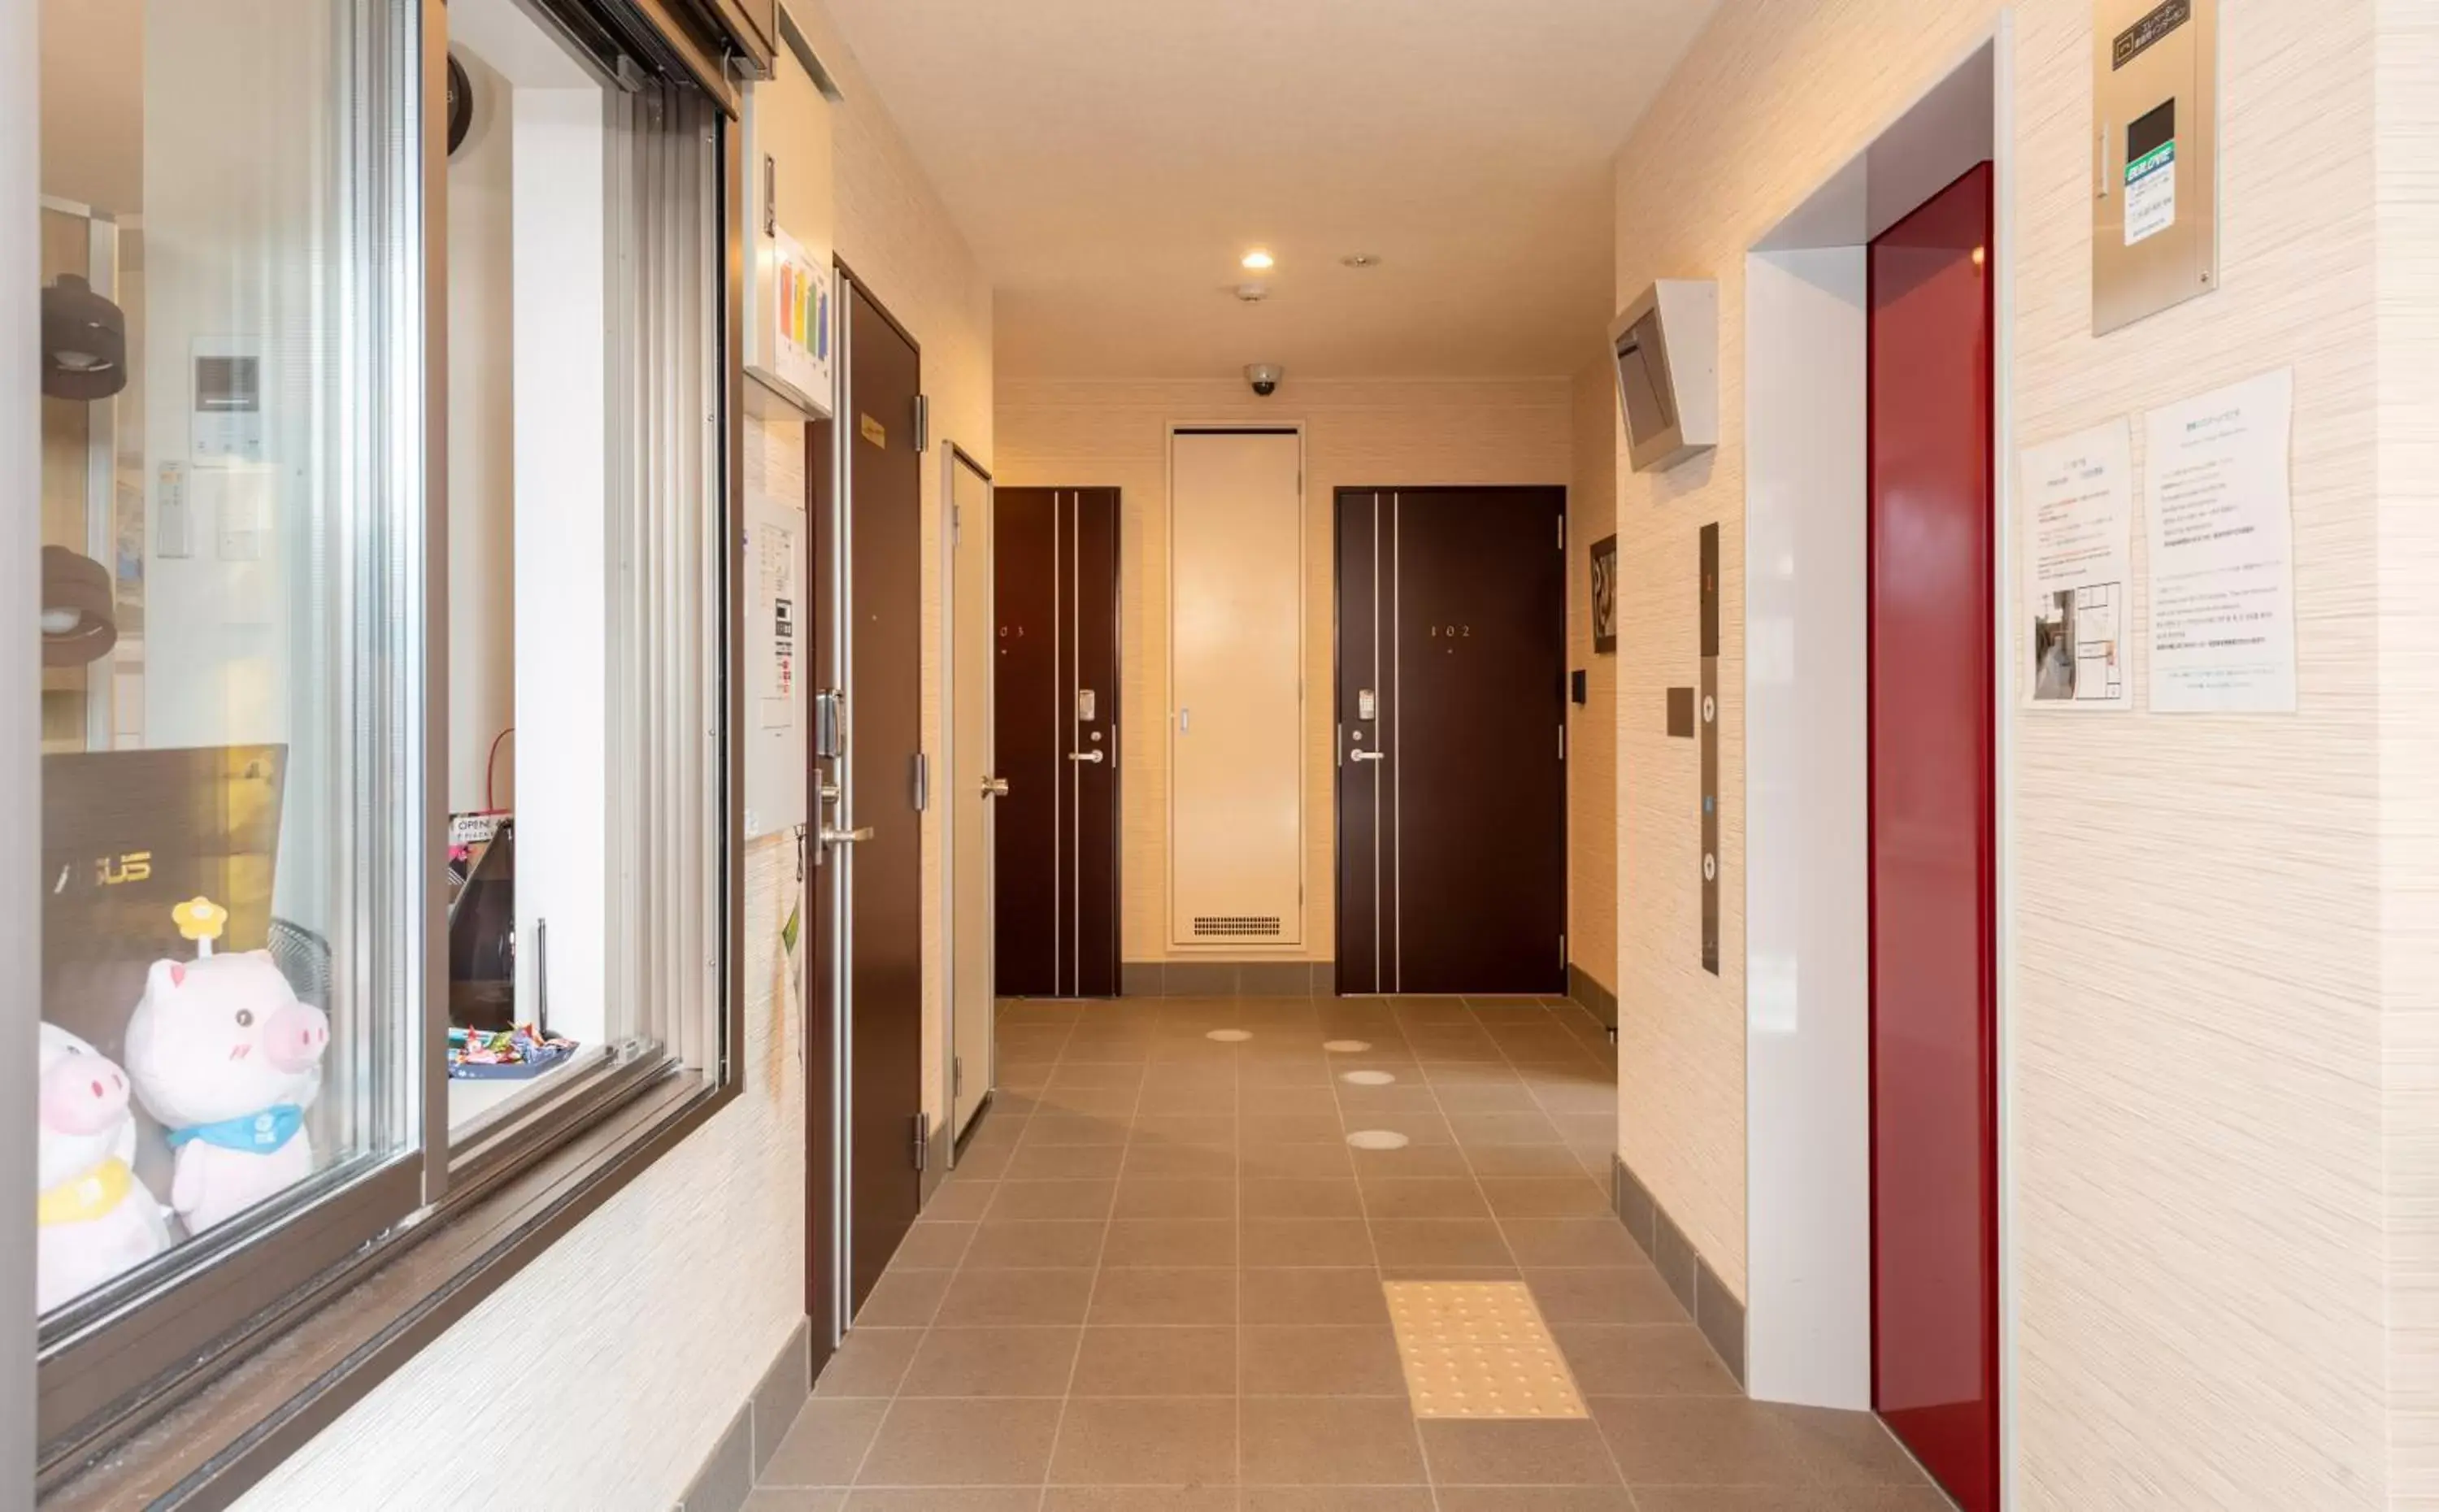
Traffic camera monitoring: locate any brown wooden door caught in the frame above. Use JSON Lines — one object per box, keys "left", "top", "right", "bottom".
{"left": 812, "top": 272, "right": 926, "bottom": 1320}
{"left": 993, "top": 488, "right": 1120, "bottom": 997}
{"left": 1335, "top": 487, "right": 1567, "bottom": 995}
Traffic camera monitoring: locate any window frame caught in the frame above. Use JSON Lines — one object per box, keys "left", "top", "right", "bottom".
{"left": 31, "top": 0, "right": 751, "bottom": 1497}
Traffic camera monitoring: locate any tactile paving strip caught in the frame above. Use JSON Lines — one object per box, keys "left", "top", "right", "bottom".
{"left": 1384, "top": 1280, "right": 1588, "bottom": 1419}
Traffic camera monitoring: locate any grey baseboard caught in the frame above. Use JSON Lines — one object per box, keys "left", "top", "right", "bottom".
{"left": 1611, "top": 1153, "right": 1746, "bottom": 1386}
{"left": 920, "top": 1114, "right": 954, "bottom": 1202}
{"left": 1120, "top": 960, "right": 1333, "bottom": 997}
{"left": 673, "top": 1316, "right": 812, "bottom": 1512}
{"left": 1567, "top": 965, "right": 1618, "bottom": 1029}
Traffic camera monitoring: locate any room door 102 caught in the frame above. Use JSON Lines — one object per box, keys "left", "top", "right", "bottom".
{"left": 993, "top": 488, "right": 1120, "bottom": 998}
{"left": 1335, "top": 486, "right": 1568, "bottom": 996}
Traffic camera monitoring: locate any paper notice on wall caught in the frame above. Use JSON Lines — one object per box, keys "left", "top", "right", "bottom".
{"left": 759, "top": 519, "right": 798, "bottom": 727}
{"left": 2021, "top": 419, "right": 2135, "bottom": 709}
{"left": 2143, "top": 368, "right": 2298, "bottom": 713}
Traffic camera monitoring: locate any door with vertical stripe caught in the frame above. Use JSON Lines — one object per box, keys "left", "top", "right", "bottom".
{"left": 993, "top": 488, "right": 1120, "bottom": 997}
{"left": 1335, "top": 486, "right": 1568, "bottom": 996}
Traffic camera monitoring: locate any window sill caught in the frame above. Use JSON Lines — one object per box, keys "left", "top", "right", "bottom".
{"left": 39, "top": 1063, "right": 738, "bottom": 1511}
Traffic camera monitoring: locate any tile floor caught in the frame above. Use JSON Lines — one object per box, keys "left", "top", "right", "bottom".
{"left": 755, "top": 993, "right": 1946, "bottom": 1510}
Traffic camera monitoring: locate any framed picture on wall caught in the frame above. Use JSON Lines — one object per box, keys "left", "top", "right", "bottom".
{"left": 1590, "top": 534, "right": 1619, "bottom": 654}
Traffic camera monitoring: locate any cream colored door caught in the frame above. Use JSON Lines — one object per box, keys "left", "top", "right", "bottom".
{"left": 1167, "top": 429, "right": 1305, "bottom": 949}
{"left": 947, "top": 446, "right": 996, "bottom": 1139}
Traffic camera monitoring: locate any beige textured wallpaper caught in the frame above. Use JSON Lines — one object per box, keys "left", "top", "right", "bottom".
{"left": 1609, "top": 1, "right": 2393, "bottom": 1505}
{"left": 1567, "top": 357, "right": 1619, "bottom": 1000}
{"left": 996, "top": 377, "right": 1572, "bottom": 967}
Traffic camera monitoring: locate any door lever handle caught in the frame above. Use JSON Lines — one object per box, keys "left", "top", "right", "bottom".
{"left": 1067, "top": 750, "right": 1105, "bottom": 764}
{"left": 980, "top": 776, "right": 1011, "bottom": 797}
{"left": 1349, "top": 749, "right": 1387, "bottom": 763}
{"left": 820, "top": 824, "right": 876, "bottom": 845}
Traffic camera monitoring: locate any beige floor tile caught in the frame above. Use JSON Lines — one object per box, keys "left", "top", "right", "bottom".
{"left": 1240, "top": 1397, "right": 1429, "bottom": 1486}
{"left": 889, "top": 1221, "right": 978, "bottom": 1270}
{"left": 841, "top": 1491, "right": 1039, "bottom": 1511}
{"left": 1037, "top": 1088, "right": 1144, "bottom": 1119}
{"left": 1239, "top": 1086, "right": 1341, "bottom": 1116}
{"left": 854, "top": 1397, "right": 1063, "bottom": 1486}
{"left": 1592, "top": 1397, "right": 1813, "bottom": 1486}
{"left": 1350, "top": 1144, "right": 1476, "bottom": 1180}
{"left": 990, "top": 1179, "right": 1119, "bottom": 1221}
{"left": 1132, "top": 1114, "right": 1240, "bottom": 1149}
{"left": 1121, "top": 1143, "right": 1238, "bottom": 1181}
{"left": 1499, "top": 1219, "right": 1643, "bottom": 1268}
{"left": 952, "top": 1139, "right": 1016, "bottom": 1179}
{"left": 1087, "top": 1266, "right": 1238, "bottom": 1325}
{"left": 1238, "top": 1142, "right": 1355, "bottom": 1180}
{"left": 1102, "top": 1218, "right": 1238, "bottom": 1267}
{"left": 1006, "top": 1142, "right": 1129, "bottom": 1181}
{"left": 1241, "top": 1218, "right": 1376, "bottom": 1267}
{"left": 1239, "top": 1323, "right": 1409, "bottom": 1395}
{"left": 1050, "top": 1061, "right": 1151, "bottom": 1088}
{"left": 960, "top": 1219, "right": 1109, "bottom": 1271}
{"left": 761, "top": 1399, "right": 889, "bottom": 1487}
{"left": 1113, "top": 1176, "right": 1237, "bottom": 1219}
{"left": 898, "top": 1325, "right": 1082, "bottom": 1397}
{"left": 1240, "top": 1491, "right": 1437, "bottom": 1512}
{"left": 813, "top": 1327, "right": 924, "bottom": 1398}
{"left": 1068, "top": 1324, "right": 1238, "bottom": 1396}
{"left": 1551, "top": 1324, "right": 1740, "bottom": 1397}
{"left": 1024, "top": 1113, "right": 1135, "bottom": 1147}
{"left": 934, "top": 1267, "right": 1098, "bottom": 1326}
{"left": 1429, "top": 1490, "right": 1637, "bottom": 1511}
{"left": 1524, "top": 1267, "right": 1687, "bottom": 1326}
{"left": 1048, "top": 1397, "right": 1238, "bottom": 1486}
{"left": 1241, "top": 1178, "right": 1364, "bottom": 1219}
{"left": 1243, "top": 1113, "right": 1347, "bottom": 1145}
{"left": 922, "top": 1179, "right": 1001, "bottom": 1221}
{"left": 1369, "top": 1218, "right": 1515, "bottom": 1268}
{"left": 1768, "top": 1403, "right": 1931, "bottom": 1485}
{"left": 1462, "top": 1144, "right": 1600, "bottom": 1180}
{"left": 1238, "top": 1266, "right": 1393, "bottom": 1325}
{"left": 1043, "top": 1489, "right": 1237, "bottom": 1511}
{"left": 742, "top": 1490, "right": 848, "bottom": 1511}
{"left": 1418, "top": 1418, "right": 1623, "bottom": 1486}
{"left": 1447, "top": 1113, "right": 1567, "bottom": 1146}
{"left": 1360, "top": 1179, "right": 1495, "bottom": 1221}
{"left": 853, "top": 1268, "right": 953, "bottom": 1327}
{"left": 1478, "top": 1178, "right": 1613, "bottom": 1220}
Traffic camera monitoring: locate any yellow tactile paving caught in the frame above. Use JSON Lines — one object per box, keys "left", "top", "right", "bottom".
{"left": 1383, "top": 1280, "right": 1589, "bottom": 1419}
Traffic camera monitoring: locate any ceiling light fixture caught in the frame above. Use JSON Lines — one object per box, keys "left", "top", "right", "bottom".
{"left": 1240, "top": 249, "right": 1275, "bottom": 271}
{"left": 1340, "top": 253, "right": 1382, "bottom": 269}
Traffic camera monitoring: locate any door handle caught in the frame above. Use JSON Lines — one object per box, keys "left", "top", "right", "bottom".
{"left": 1350, "top": 749, "right": 1387, "bottom": 763}
{"left": 980, "top": 776, "right": 1011, "bottom": 797}
{"left": 820, "top": 824, "right": 876, "bottom": 846}
{"left": 1067, "top": 750, "right": 1104, "bottom": 764}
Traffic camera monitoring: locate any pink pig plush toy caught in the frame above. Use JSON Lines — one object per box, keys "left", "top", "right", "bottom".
{"left": 124, "top": 897, "right": 330, "bottom": 1235}
{"left": 37, "top": 1022, "right": 172, "bottom": 1314}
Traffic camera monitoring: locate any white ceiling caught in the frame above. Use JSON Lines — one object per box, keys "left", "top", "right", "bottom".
{"left": 820, "top": 0, "right": 1719, "bottom": 380}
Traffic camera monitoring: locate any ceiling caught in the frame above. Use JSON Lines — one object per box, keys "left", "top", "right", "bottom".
{"left": 820, "top": 0, "right": 1719, "bottom": 380}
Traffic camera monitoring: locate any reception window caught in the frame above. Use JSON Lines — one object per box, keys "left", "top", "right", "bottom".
{"left": 28, "top": 0, "right": 736, "bottom": 1475}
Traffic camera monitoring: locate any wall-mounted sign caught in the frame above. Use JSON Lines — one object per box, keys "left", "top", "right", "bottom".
{"left": 769, "top": 231, "right": 832, "bottom": 409}
{"left": 2020, "top": 418, "right": 2135, "bottom": 709}
{"left": 2143, "top": 368, "right": 2296, "bottom": 713}
{"left": 2093, "top": 0, "right": 2217, "bottom": 333}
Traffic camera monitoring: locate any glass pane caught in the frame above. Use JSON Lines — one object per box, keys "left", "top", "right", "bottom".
{"left": 35, "top": 0, "right": 420, "bottom": 1323}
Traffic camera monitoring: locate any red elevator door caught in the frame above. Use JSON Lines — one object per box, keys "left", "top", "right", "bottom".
{"left": 1868, "top": 161, "right": 1998, "bottom": 1512}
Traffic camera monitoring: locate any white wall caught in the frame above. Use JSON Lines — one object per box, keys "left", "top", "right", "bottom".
{"left": 446, "top": 47, "right": 515, "bottom": 815}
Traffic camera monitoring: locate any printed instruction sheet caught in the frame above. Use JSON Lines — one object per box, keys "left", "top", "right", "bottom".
{"left": 2022, "top": 418, "right": 2135, "bottom": 709}
{"left": 2143, "top": 368, "right": 2298, "bottom": 713}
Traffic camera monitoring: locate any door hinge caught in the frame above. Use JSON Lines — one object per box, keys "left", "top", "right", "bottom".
{"left": 912, "top": 752, "right": 929, "bottom": 812}
{"left": 1559, "top": 724, "right": 1567, "bottom": 761}
{"left": 912, "top": 1110, "right": 931, "bottom": 1171}
{"left": 954, "top": 1054, "right": 964, "bottom": 1096}
{"left": 912, "top": 393, "right": 930, "bottom": 454}
{"left": 1559, "top": 934, "right": 1568, "bottom": 971}
{"left": 1558, "top": 516, "right": 1567, "bottom": 550}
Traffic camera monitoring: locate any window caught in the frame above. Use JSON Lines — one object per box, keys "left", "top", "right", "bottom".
{"left": 30, "top": 0, "right": 737, "bottom": 1475}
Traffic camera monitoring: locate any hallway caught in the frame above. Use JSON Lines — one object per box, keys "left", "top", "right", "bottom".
{"left": 757, "top": 995, "right": 1941, "bottom": 1508}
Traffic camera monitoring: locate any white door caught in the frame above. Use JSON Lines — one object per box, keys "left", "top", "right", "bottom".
{"left": 946, "top": 446, "right": 998, "bottom": 1140}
